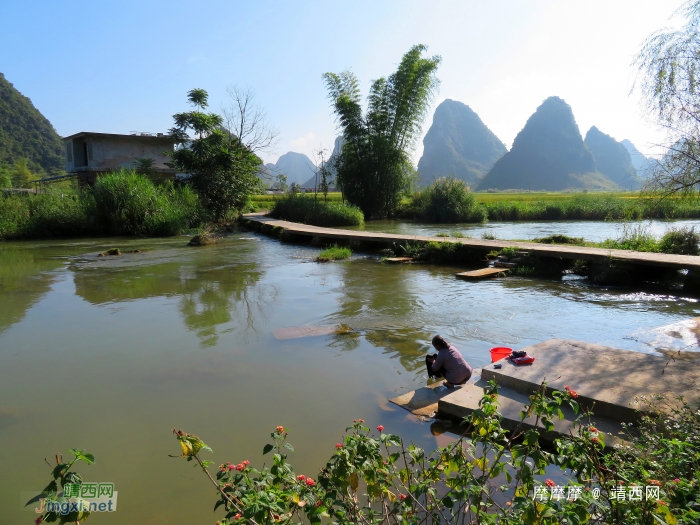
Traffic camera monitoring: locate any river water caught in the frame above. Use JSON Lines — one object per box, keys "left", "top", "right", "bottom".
{"left": 338, "top": 218, "right": 700, "bottom": 242}
{"left": 2, "top": 222, "right": 699, "bottom": 523}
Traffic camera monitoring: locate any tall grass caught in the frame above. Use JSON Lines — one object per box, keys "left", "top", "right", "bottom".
{"left": 269, "top": 194, "right": 364, "bottom": 227}
{"left": 0, "top": 170, "right": 204, "bottom": 240}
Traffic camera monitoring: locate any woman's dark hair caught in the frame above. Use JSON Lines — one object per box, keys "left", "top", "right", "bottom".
{"left": 432, "top": 335, "right": 449, "bottom": 349}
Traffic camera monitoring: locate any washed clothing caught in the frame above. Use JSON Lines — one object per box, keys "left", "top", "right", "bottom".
{"left": 431, "top": 345, "right": 472, "bottom": 384}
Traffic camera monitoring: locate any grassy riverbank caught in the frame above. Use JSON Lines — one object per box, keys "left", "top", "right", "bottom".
{"left": 268, "top": 194, "right": 364, "bottom": 227}
{"left": 256, "top": 191, "right": 700, "bottom": 222}
{"left": 0, "top": 170, "right": 204, "bottom": 240}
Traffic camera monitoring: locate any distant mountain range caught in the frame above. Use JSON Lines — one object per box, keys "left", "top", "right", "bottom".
{"left": 301, "top": 136, "right": 343, "bottom": 188}
{"left": 476, "top": 97, "right": 616, "bottom": 191}
{"left": 620, "top": 139, "right": 658, "bottom": 179}
{"left": 584, "top": 126, "right": 641, "bottom": 189}
{"left": 0, "top": 72, "right": 64, "bottom": 175}
{"left": 417, "top": 99, "right": 507, "bottom": 186}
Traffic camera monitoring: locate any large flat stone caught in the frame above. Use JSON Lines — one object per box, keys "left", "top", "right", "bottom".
{"left": 481, "top": 339, "right": 700, "bottom": 422}
{"left": 438, "top": 379, "right": 625, "bottom": 448}
{"left": 456, "top": 268, "right": 509, "bottom": 280}
{"left": 389, "top": 382, "right": 465, "bottom": 418}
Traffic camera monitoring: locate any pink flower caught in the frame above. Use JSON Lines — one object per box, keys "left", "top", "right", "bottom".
{"left": 228, "top": 464, "right": 235, "bottom": 470}
{"left": 276, "top": 426, "right": 284, "bottom": 432}
{"left": 359, "top": 419, "right": 364, "bottom": 423}
{"left": 564, "top": 385, "right": 570, "bottom": 390}
{"left": 297, "top": 475, "right": 306, "bottom": 481}
{"left": 591, "top": 437, "right": 599, "bottom": 443}
{"left": 305, "top": 478, "right": 315, "bottom": 486}
{"left": 673, "top": 478, "right": 681, "bottom": 482}
{"left": 377, "top": 425, "right": 384, "bottom": 432}
{"left": 589, "top": 427, "right": 598, "bottom": 433}
{"left": 545, "top": 479, "right": 556, "bottom": 487}
{"left": 315, "top": 500, "right": 322, "bottom": 508}
{"left": 335, "top": 443, "right": 342, "bottom": 449}
{"left": 236, "top": 463, "right": 245, "bottom": 471}
{"left": 398, "top": 494, "right": 407, "bottom": 501}
{"left": 234, "top": 513, "right": 242, "bottom": 519}
{"left": 353, "top": 420, "right": 357, "bottom": 423}
{"left": 242, "top": 460, "right": 250, "bottom": 466}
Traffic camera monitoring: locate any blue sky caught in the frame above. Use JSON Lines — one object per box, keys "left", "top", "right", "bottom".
{"left": 1, "top": 0, "right": 682, "bottom": 164}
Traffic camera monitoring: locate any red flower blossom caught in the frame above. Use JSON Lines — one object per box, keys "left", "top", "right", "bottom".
{"left": 297, "top": 475, "right": 306, "bottom": 481}
{"left": 569, "top": 390, "right": 579, "bottom": 398}
{"left": 276, "top": 426, "right": 284, "bottom": 432}
{"left": 359, "top": 419, "right": 365, "bottom": 423}
{"left": 305, "top": 478, "right": 315, "bottom": 486}
{"left": 228, "top": 464, "right": 235, "bottom": 470}
{"left": 673, "top": 478, "right": 681, "bottom": 482}
{"left": 398, "top": 494, "right": 407, "bottom": 501}
{"left": 647, "top": 479, "right": 661, "bottom": 486}
{"left": 658, "top": 501, "right": 667, "bottom": 506}
{"left": 236, "top": 464, "right": 245, "bottom": 471}
{"left": 242, "top": 460, "right": 250, "bottom": 466}
{"left": 35, "top": 518, "right": 43, "bottom": 525}
{"left": 377, "top": 425, "right": 384, "bottom": 432}
{"left": 589, "top": 427, "right": 598, "bottom": 433}
{"left": 234, "top": 513, "right": 242, "bottom": 519}
{"left": 353, "top": 420, "right": 357, "bottom": 423}
{"left": 336, "top": 443, "right": 342, "bottom": 449}
{"left": 315, "top": 500, "right": 323, "bottom": 508}
{"left": 591, "top": 437, "right": 599, "bottom": 443}
{"left": 545, "top": 479, "right": 556, "bottom": 487}
{"left": 564, "top": 385, "right": 570, "bottom": 390}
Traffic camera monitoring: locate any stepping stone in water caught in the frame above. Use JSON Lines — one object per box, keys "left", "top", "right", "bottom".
{"left": 456, "top": 268, "right": 509, "bottom": 280}
{"left": 384, "top": 257, "right": 413, "bottom": 263}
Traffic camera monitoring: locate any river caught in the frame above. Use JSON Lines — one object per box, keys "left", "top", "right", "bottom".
{"left": 1, "top": 222, "right": 699, "bottom": 523}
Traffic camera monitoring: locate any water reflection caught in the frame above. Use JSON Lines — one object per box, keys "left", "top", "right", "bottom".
{"left": 71, "top": 240, "right": 269, "bottom": 346}
{"left": 0, "top": 245, "right": 63, "bottom": 334}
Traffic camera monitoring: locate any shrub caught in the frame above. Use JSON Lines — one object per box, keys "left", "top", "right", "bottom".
{"left": 600, "top": 223, "right": 659, "bottom": 253}
{"left": 316, "top": 245, "right": 352, "bottom": 262}
{"left": 406, "top": 177, "right": 487, "bottom": 223}
{"left": 659, "top": 226, "right": 700, "bottom": 255}
{"left": 270, "top": 194, "right": 364, "bottom": 227}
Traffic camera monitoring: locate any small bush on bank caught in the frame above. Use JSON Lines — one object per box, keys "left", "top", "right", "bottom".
{"left": 269, "top": 194, "right": 364, "bottom": 227}
{"left": 534, "top": 234, "right": 585, "bottom": 245}
{"left": 316, "top": 245, "right": 352, "bottom": 262}
{"left": 659, "top": 226, "right": 700, "bottom": 255}
{"left": 400, "top": 177, "right": 487, "bottom": 223}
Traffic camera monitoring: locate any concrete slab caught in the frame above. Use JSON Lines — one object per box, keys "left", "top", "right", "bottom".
{"left": 384, "top": 257, "right": 413, "bottom": 263}
{"left": 389, "top": 382, "right": 463, "bottom": 418}
{"left": 438, "top": 379, "right": 625, "bottom": 448}
{"left": 481, "top": 339, "right": 700, "bottom": 422}
{"left": 456, "top": 268, "right": 509, "bottom": 280}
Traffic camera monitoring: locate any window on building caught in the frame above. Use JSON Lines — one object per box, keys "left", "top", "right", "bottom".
{"left": 66, "top": 143, "right": 73, "bottom": 162}
{"left": 86, "top": 142, "right": 93, "bottom": 162}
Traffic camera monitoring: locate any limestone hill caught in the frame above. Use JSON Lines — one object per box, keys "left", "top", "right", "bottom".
{"left": 265, "top": 151, "right": 315, "bottom": 186}
{"left": 0, "top": 72, "right": 64, "bottom": 175}
{"left": 417, "top": 100, "right": 507, "bottom": 186}
{"left": 584, "top": 127, "right": 640, "bottom": 189}
{"left": 621, "top": 139, "right": 657, "bottom": 180}
{"left": 475, "top": 97, "right": 616, "bottom": 192}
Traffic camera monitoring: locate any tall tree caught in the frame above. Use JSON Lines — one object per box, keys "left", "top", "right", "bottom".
{"left": 323, "top": 44, "right": 441, "bottom": 218}
{"left": 167, "top": 89, "right": 263, "bottom": 219}
{"left": 11, "top": 158, "right": 32, "bottom": 188}
{"left": 635, "top": 1, "right": 700, "bottom": 195}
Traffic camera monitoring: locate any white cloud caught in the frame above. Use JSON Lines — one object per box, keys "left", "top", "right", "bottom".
{"left": 291, "top": 132, "right": 316, "bottom": 149}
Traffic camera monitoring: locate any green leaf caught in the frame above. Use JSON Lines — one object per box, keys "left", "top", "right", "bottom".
{"left": 283, "top": 443, "right": 295, "bottom": 452}
{"left": 263, "top": 444, "right": 274, "bottom": 455}
{"left": 557, "top": 409, "right": 565, "bottom": 420}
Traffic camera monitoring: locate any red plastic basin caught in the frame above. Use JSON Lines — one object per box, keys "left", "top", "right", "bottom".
{"left": 490, "top": 347, "right": 512, "bottom": 363}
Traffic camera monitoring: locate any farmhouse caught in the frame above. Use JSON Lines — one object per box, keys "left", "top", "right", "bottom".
{"left": 62, "top": 132, "right": 178, "bottom": 188}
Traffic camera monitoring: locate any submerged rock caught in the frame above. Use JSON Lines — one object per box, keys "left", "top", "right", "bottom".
{"left": 188, "top": 234, "right": 217, "bottom": 246}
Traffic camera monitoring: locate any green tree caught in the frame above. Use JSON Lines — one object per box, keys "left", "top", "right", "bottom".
{"left": 274, "top": 173, "right": 288, "bottom": 192}
{"left": 11, "top": 158, "right": 32, "bottom": 188}
{"left": 0, "top": 164, "right": 11, "bottom": 188}
{"left": 134, "top": 157, "right": 158, "bottom": 176}
{"left": 323, "top": 45, "right": 441, "bottom": 218}
{"left": 166, "top": 89, "right": 263, "bottom": 219}
{"left": 635, "top": 0, "right": 700, "bottom": 195}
